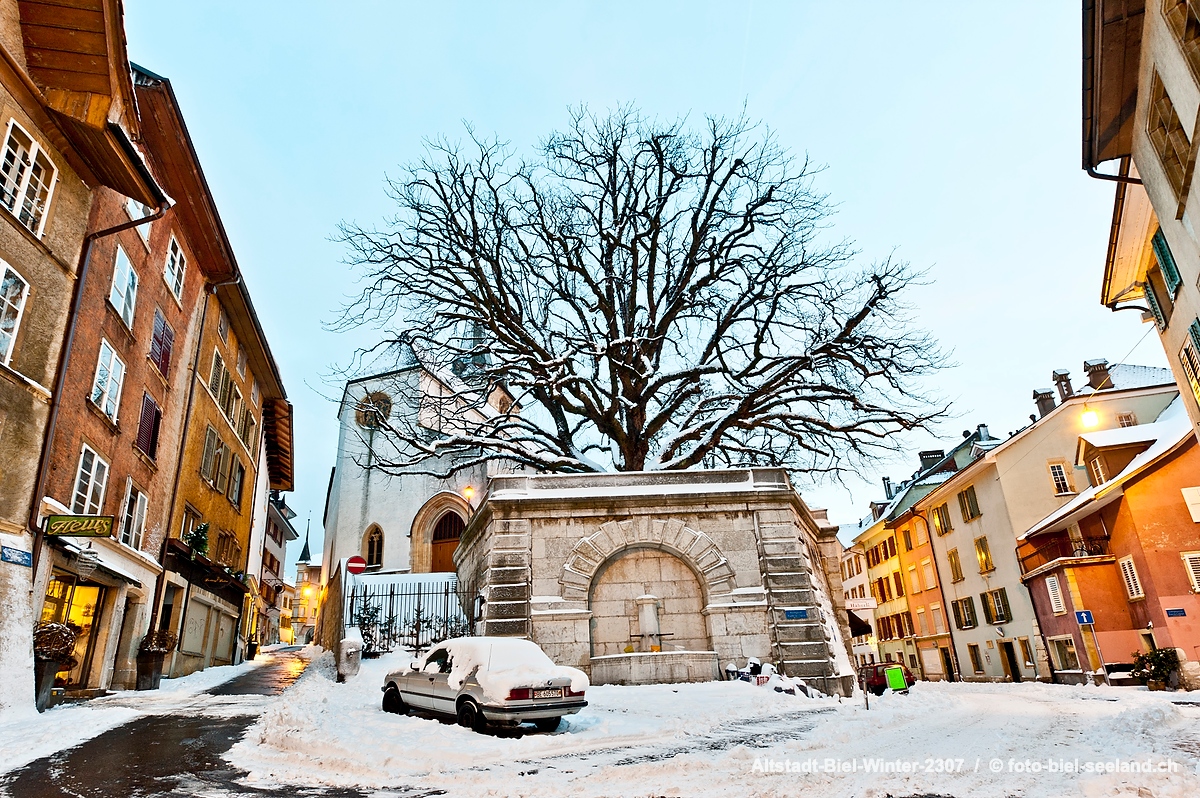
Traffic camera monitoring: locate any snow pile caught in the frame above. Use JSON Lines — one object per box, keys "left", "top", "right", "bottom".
{"left": 439, "top": 637, "right": 588, "bottom": 702}
{"left": 227, "top": 649, "right": 824, "bottom": 790}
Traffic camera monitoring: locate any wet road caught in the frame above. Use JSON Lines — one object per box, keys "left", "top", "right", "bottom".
{"left": 0, "top": 648, "right": 380, "bottom": 798}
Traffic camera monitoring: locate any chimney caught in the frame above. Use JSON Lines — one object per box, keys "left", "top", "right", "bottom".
{"left": 976, "top": 423, "right": 990, "bottom": 441}
{"left": 882, "top": 476, "right": 893, "bottom": 500}
{"left": 1052, "top": 369, "right": 1074, "bottom": 403}
{"left": 919, "top": 450, "right": 945, "bottom": 471}
{"left": 1084, "top": 359, "right": 1112, "bottom": 390}
{"left": 1033, "top": 389, "right": 1056, "bottom": 418}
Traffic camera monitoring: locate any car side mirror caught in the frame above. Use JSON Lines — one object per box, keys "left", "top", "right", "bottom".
{"left": 409, "top": 660, "right": 422, "bottom": 672}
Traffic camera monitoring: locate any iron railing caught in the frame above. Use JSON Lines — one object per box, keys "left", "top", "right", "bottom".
{"left": 345, "top": 577, "right": 478, "bottom": 656}
{"left": 1020, "top": 536, "right": 1110, "bottom": 574}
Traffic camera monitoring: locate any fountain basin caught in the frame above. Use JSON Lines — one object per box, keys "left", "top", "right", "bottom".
{"left": 589, "top": 650, "right": 720, "bottom": 685}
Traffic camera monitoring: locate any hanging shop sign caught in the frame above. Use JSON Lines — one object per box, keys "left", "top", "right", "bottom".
{"left": 44, "top": 515, "right": 114, "bottom": 538}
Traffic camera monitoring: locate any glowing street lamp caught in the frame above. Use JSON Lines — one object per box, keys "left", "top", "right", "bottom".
{"left": 1081, "top": 409, "right": 1099, "bottom": 428}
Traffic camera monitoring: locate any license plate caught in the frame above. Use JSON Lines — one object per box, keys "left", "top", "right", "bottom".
{"left": 533, "top": 688, "right": 563, "bottom": 699}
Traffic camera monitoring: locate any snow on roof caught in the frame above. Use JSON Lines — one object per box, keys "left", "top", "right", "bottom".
{"left": 1092, "top": 363, "right": 1175, "bottom": 392}
{"left": 1022, "top": 397, "right": 1192, "bottom": 539}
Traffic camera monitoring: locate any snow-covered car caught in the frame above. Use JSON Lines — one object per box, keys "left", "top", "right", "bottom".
{"left": 381, "top": 637, "right": 589, "bottom": 732}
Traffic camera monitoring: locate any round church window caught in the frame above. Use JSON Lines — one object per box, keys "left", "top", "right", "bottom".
{"left": 355, "top": 391, "right": 392, "bottom": 429}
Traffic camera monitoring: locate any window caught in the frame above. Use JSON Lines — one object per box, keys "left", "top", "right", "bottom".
{"left": 1049, "top": 636, "right": 1080, "bottom": 671}
{"left": 236, "top": 345, "right": 247, "bottom": 377}
{"left": 0, "top": 262, "right": 29, "bottom": 365}
{"left": 1088, "top": 457, "right": 1108, "bottom": 487}
{"left": 71, "top": 445, "right": 108, "bottom": 515}
{"left": 957, "top": 486, "right": 981, "bottom": 522}
{"left": 126, "top": 198, "right": 153, "bottom": 242}
{"left": 136, "top": 393, "right": 162, "bottom": 459}
{"left": 1164, "top": 0, "right": 1200, "bottom": 84}
{"left": 162, "top": 236, "right": 184, "bottom": 302}
{"left": 1019, "top": 637, "right": 1035, "bottom": 668}
{"left": 980, "top": 587, "right": 1012, "bottom": 624}
{"left": 149, "top": 309, "right": 175, "bottom": 377}
{"left": 908, "top": 565, "right": 921, "bottom": 595}
{"left": 228, "top": 457, "right": 245, "bottom": 508}
{"left": 947, "top": 548, "right": 964, "bottom": 582}
{"left": 118, "top": 483, "right": 148, "bottom": 550}
{"left": 931, "top": 503, "right": 953, "bottom": 535}
{"left": 366, "top": 526, "right": 384, "bottom": 567}
{"left": 1048, "top": 463, "right": 1073, "bottom": 495}
{"left": 968, "top": 643, "right": 984, "bottom": 674}
{"left": 1148, "top": 71, "right": 1190, "bottom": 197}
{"left": 951, "top": 597, "right": 978, "bottom": 629}
{"left": 1117, "top": 412, "right": 1138, "bottom": 428}
{"left": 914, "top": 519, "right": 928, "bottom": 546}
{"left": 239, "top": 408, "right": 258, "bottom": 452}
{"left": 251, "top": 378, "right": 260, "bottom": 407}
{"left": 218, "top": 309, "right": 229, "bottom": 342}
{"left": 921, "top": 558, "right": 937, "bottom": 590}
{"left": 930, "top": 604, "right": 946, "bottom": 634}
{"left": 91, "top": 340, "right": 125, "bottom": 421}
{"left": 108, "top": 245, "right": 138, "bottom": 327}
{"left": 974, "top": 536, "right": 995, "bottom": 573}
{"left": 916, "top": 607, "right": 928, "bottom": 636}
{"left": 1184, "top": 552, "right": 1200, "bottom": 592}
{"left": 214, "top": 529, "right": 240, "bottom": 567}
{"left": 224, "top": 384, "right": 242, "bottom": 426}
{"left": 181, "top": 506, "right": 200, "bottom": 540}
{"left": 1180, "top": 328, "right": 1200, "bottom": 409}
{"left": 0, "top": 120, "right": 57, "bottom": 235}
{"left": 1151, "top": 228, "right": 1183, "bottom": 296}
{"left": 201, "top": 426, "right": 222, "bottom": 484}
{"left": 1046, "top": 575, "right": 1066, "bottom": 614}
{"left": 1119, "top": 556, "right": 1145, "bottom": 599}
{"left": 902, "top": 527, "right": 912, "bottom": 551}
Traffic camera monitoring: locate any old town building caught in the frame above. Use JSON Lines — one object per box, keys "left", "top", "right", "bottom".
{"left": 0, "top": 0, "right": 166, "bottom": 709}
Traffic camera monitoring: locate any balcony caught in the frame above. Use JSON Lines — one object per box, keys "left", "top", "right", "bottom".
{"left": 1019, "top": 536, "right": 1110, "bottom": 575}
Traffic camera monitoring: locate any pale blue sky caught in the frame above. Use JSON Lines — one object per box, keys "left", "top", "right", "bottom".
{"left": 123, "top": 2, "right": 1165, "bottom": 572}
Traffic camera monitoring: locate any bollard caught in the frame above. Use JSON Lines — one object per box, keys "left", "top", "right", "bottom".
{"left": 338, "top": 627, "right": 363, "bottom": 682}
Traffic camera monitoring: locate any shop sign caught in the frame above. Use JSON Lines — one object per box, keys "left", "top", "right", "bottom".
{"left": 44, "top": 515, "right": 114, "bottom": 538}
{"left": 1, "top": 546, "right": 32, "bottom": 567}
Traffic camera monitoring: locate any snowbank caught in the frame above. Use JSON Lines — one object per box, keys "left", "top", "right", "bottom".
{"left": 227, "top": 660, "right": 1200, "bottom": 797}
{"left": 228, "top": 649, "right": 820, "bottom": 790}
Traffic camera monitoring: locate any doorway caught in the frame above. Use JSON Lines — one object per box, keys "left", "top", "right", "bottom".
{"left": 41, "top": 572, "right": 107, "bottom": 689}
{"left": 430, "top": 512, "right": 464, "bottom": 573}
{"left": 939, "top": 646, "right": 956, "bottom": 682}
{"left": 1000, "top": 640, "right": 1022, "bottom": 683}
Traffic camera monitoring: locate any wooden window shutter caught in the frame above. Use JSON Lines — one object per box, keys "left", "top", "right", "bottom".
{"left": 1182, "top": 552, "right": 1200, "bottom": 592}
{"left": 1145, "top": 283, "right": 1168, "bottom": 330}
{"left": 1046, "top": 575, "right": 1066, "bottom": 614}
{"left": 1152, "top": 228, "right": 1183, "bottom": 295}
{"left": 136, "top": 394, "right": 161, "bottom": 458}
{"left": 209, "top": 351, "right": 224, "bottom": 395}
{"left": 1190, "top": 319, "right": 1200, "bottom": 352}
{"left": 952, "top": 600, "right": 963, "bottom": 629}
{"left": 980, "top": 592, "right": 995, "bottom": 624}
{"left": 201, "top": 427, "right": 218, "bottom": 481}
{"left": 1119, "top": 557, "right": 1144, "bottom": 599}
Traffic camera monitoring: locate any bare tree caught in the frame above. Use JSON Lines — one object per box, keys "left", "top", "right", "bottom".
{"left": 335, "top": 108, "right": 946, "bottom": 478}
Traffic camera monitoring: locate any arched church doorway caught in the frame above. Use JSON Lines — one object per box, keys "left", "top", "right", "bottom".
{"left": 588, "top": 548, "right": 709, "bottom": 657}
{"left": 430, "top": 512, "right": 464, "bottom": 573}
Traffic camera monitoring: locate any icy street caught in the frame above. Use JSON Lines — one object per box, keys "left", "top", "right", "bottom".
{"left": 5, "top": 646, "right": 1196, "bottom": 797}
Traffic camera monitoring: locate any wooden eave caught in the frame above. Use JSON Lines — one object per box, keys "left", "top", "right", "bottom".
{"left": 1082, "top": 0, "right": 1145, "bottom": 170}
{"left": 262, "top": 397, "right": 295, "bottom": 492}
{"left": 16, "top": 0, "right": 163, "bottom": 206}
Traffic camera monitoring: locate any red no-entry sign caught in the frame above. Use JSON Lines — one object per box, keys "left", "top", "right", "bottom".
{"left": 346, "top": 555, "right": 367, "bottom": 575}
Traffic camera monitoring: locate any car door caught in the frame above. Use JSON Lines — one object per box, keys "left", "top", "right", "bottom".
{"left": 426, "top": 650, "right": 457, "bottom": 716}
{"left": 408, "top": 648, "right": 449, "bottom": 712}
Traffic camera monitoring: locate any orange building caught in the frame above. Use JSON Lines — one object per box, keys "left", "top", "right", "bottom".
{"left": 891, "top": 506, "right": 957, "bottom": 681}
{"left": 1020, "top": 399, "right": 1200, "bottom": 685}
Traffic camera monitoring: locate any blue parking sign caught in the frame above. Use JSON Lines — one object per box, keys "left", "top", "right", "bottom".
{"left": 1075, "top": 610, "right": 1094, "bottom": 625}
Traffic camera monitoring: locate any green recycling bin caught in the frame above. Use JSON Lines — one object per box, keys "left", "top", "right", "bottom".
{"left": 884, "top": 665, "right": 908, "bottom": 692}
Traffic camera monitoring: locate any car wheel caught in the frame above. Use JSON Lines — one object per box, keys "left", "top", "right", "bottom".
{"left": 382, "top": 686, "right": 407, "bottom": 715}
{"left": 533, "top": 717, "right": 561, "bottom": 733}
{"left": 457, "top": 699, "right": 485, "bottom": 731}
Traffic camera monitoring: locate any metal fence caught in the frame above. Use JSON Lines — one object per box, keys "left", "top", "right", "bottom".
{"left": 346, "top": 577, "right": 478, "bottom": 656}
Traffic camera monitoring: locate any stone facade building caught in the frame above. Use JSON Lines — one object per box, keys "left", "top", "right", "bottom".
{"left": 455, "top": 469, "right": 856, "bottom": 697}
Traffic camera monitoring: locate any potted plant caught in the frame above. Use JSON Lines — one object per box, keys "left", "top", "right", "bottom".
{"left": 33, "top": 621, "right": 77, "bottom": 712}
{"left": 136, "top": 630, "right": 178, "bottom": 691}
{"left": 1131, "top": 647, "right": 1180, "bottom": 690}
{"left": 183, "top": 522, "right": 210, "bottom": 559}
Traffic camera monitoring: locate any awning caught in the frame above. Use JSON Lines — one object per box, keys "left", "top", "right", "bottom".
{"left": 848, "top": 610, "right": 873, "bottom": 638}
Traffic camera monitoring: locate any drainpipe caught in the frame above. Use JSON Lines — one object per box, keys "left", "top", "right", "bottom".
{"left": 912, "top": 511, "right": 964, "bottom": 682}
{"left": 147, "top": 273, "right": 242, "bottom": 635}
{"left": 29, "top": 200, "right": 171, "bottom": 575}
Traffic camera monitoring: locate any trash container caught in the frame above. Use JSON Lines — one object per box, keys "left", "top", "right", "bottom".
{"left": 884, "top": 665, "right": 909, "bottom": 692}
{"left": 246, "top": 641, "right": 259, "bottom": 660}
